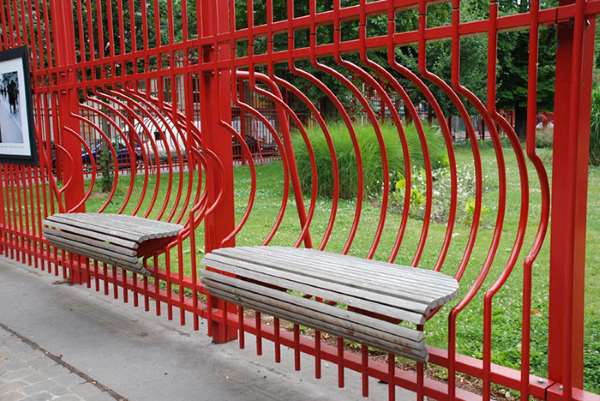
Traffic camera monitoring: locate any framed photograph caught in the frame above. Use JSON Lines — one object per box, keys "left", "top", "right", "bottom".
{"left": 0, "top": 46, "right": 37, "bottom": 165}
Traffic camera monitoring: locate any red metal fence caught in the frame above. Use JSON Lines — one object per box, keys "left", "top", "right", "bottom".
{"left": 0, "top": 1, "right": 599, "bottom": 401}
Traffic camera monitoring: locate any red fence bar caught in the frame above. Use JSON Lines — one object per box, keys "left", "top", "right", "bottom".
{"left": 0, "top": 164, "right": 4, "bottom": 254}
{"left": 200, "top": 0, "right": 238, "bottom": 343}
{"left": 50, "top": 0, "right": 86, "bottom": 215}
{"left": 50, "top": 0, "right": 86, "bottom": 285}
{"left": 548, "top": 1, "right": 596, "bottom": 397}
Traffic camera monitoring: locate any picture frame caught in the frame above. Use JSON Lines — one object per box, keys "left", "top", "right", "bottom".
{"left": 0, "top": 46, "right": 37, "bottom": 165}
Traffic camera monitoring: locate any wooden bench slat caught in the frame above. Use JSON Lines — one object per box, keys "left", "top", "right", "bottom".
{"left": 44, "top": 227, "right": 137, "bottom": 257}
{"left": 256, "top": 246, "right": 455, "bottom": 283}
{"left": 260, "top": 247, "right": 457, "bottom": 288}
{"left": 202, "top": 246, "right": 459, "bottom": 362}
{"left": 44, "top": 233, "right": 140, "bottom": 266}
{"left": 208, "top": 250, "right": 455, "bottom": 308}
{"left": 205, "top": 254, "right": 432, "bottom": 317}
{"left": 43, "top": 213, "right": 183, "bottom": 276}
{"left": 206, "top": 285, "right": 428, "bottom": 361}
{"left": 230, "top": 247, "right": 457, "bottom": 289}
{"left": 42, "top": 220, "right": 139, "bottom": 248}
{"left": 218, "top": 247, "right": 456, "bottom": 302}
{"left": 47, "top": 215, "right": 147, "bottom": 242}
{"left": 203, "top": 271, "right": 424, "bottom": 342}
{"left": 67, "top": 213, "right": 182, "bottom": 236}
{"left": 48, "top": 214, "right": 181, "bottom": 241}
{"left": 44, "top": 233, "right": 149, "bottom": 275}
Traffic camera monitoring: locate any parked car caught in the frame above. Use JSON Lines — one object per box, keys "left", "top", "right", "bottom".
{"left": 81, "top": 140, "right": 142, "bottom": 170}
{"left": 135, "top": 118, "right": 189, "bottom": 163}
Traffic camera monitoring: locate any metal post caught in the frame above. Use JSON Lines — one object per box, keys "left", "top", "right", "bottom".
{"left": 200, "top": 0, "right": 238, "bottom": 343}
{"left": 548, "top": 9, "right": 596, "bottom": 397}
{"left": 0, "top": 169, "right": 5, "bottom": 254}
{"left": 51, "top": 0, "right": 86, "bottom": 283}
{"left": 239, "top": 80, "right": 247, "bottom": 141}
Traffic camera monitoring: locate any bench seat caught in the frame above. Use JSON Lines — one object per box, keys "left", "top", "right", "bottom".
{"left": 43, "top": 213, "right": 183, "bottom": 275}
{"left": 202, "top": 246, "right": 459, "bottom": 361}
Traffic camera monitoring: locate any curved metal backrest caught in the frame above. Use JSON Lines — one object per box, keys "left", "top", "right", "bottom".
{"left": 46, "top": 87, "right": 216, "bottom": 240}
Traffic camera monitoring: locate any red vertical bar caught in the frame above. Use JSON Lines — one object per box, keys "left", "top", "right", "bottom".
{"left": 19, "top": 166, "right": 31, "bottom": 265}
{"left": 337, "top": 337, "right": 344, "bottom": 388}
{"left": 274, "top": 317, "right": 281, "bottom": 362}
{"left": 0, "top": 164, "right": 5, "bottom": 255}
{"left": 14, "top": 166, "right": 24, "bottom": 261}
{"left": 50, "top": 0, "right": 86, "bottom": 284}
{"left": 361, "top": 343, "right": 369, "bottom": 397}
{"left": 239, "top": 81, "right": 246, "bottom": 140}
{"left": 238, "top": 306, "right": 245, "bottom": 349}
{"left": 27, "top": 167, "right": 38, "bottom": 269}
{"left": 256, "top": 312, "right": 263, "bottom": 355}
{"left": 5, "top": 165, "right": 15, "bottom": 259}
{"left": 388, "top": 353, "right": 396, "bottom": 401}
{"left": 165, "top": 250, "right": 173, "bottom": 320}
{"left": 315, "top": 330, "right": 321, "bottom": 379}
{"left": 548, "top": 7, "right": 596, "bottom": 395}
{"left": 293, "top": 323, "right": 300, "bottom": 370}
{"left": 200, "top": 0, "right": 237, "bottom": 344}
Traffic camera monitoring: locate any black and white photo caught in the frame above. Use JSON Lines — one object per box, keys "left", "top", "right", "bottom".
{"left": 0, "top": 46, "right": 36, "bottom": 164}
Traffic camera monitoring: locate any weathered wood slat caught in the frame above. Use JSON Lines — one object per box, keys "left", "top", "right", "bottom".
{"left": 43, "top": 227, "right": 137, "bottom": 256}
{"left": 42, "top": 220, "right": 138, "bottom": 248}
{"left": 48, "top": 213, "right": 182, "bottom": 241}
{"left": 45, "top": 234, "right": 140, "bottom": 268}
{"left": 235, "top": 246, "right": 454, "bottom": 282}
{"left": 203, "top": 271, "right": 423, "bottom": 342}
{"left": 71, "top": 213, "right": 181, "bottom": 235}
{"left": 201, "top": 246, "right": 459, "bottom": 362}
{"left": 216, "top": 248, "right": 455, "bottom": 302}
{"left": 43, "top": 213, "right": 183, "bottom": 276}
{"left": 46, "top": 215, "right": 147, "bottom": 242}
{"left": 222, "top": 246, "right": 458, "bottom": 290}
{"left": 205, "top": 254, "right": 431, "bottom": 317}
{"left": 44, "top": 233, "right": 149, "bottom": 274}
{"left": 205, "top": 252, "right": 448, "bottom": 313}
{"left": 214, "top": 247, "right": 454, "bottom": 295}
{"left": 206, "top": 286, "right": 428, "bottom": 361}
{"left": 206, "top": 257, "right": 426, "bottom": 323}
{"left": 257, "top": 247, "right": 457, "bottom": 288}
{"left": 56, "top": 215, "right": 176, "bottom": 240}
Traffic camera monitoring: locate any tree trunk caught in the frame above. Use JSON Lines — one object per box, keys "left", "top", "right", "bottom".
{"left": 514, "top": 106, "right": 527, "bottom": 140}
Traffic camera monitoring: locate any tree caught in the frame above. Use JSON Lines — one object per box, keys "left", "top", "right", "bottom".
{"left": 71, "top": 0, "right": 557, "bottom": 138}
{"left": 495, "top": 0, "right": 557, "bottom": 138}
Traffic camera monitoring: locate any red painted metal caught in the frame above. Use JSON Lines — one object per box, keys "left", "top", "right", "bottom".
{"left": 50, "top": 1, "right": 85, "bottom": 210}
{"left": 549, "top": 1, "right": 596, "bottom": 395}
{"left": 0, "top": 1, "right": 598, "bottom": 401}
{"left": 200, "top": 0, "right": 238, "bottom": 343}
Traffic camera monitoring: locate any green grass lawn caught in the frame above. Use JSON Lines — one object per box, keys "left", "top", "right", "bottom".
{"left": 85, "top": 143, "right": 600, "bottom": 393}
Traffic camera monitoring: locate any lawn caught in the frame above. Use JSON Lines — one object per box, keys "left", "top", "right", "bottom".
{"left": 85, "top": 142, "right": 600, "bottom": 393}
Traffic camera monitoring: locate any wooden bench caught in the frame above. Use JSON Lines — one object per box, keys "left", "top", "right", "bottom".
{"left": 43, "top": 213, "right": 183, "bottom": 276}
{"left": 201, "top": 246, "right": 459, "bottom": 361}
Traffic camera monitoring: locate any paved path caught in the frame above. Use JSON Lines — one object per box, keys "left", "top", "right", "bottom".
{"left": 0, "top": 325, "right": 116, "bottom": 401}
{"left": 0, "top": 257, "right": 415, "bottom": 401}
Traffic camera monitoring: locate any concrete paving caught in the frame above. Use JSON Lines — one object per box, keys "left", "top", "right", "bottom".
{"left": 0, "top": 326, "right": 115, "bottom": 401}
{"left": 0, "top": 257, "right": 415, "bottom": 401}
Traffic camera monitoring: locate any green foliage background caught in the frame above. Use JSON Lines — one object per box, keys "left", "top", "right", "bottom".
{"left": 292, "top": 122, "right": 447, "bottom": 199}
{"left": 72, "top": 0, "right": 558, "bottom": 139}
{"left": 591, "top": 88, "right": 600, "bottom": 166}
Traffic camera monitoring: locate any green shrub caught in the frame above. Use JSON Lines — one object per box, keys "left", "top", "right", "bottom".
{"left": 292, "top": 121, "right": 448, "bottom": 199}
{"left": 99, "top": 143, "right": 113, "bottom": 193}
{"left": 536, "top": 126, "right": 554, "bottom": 148}
{"left": 591, "top": 88, "right": 600, "bottom": 166}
